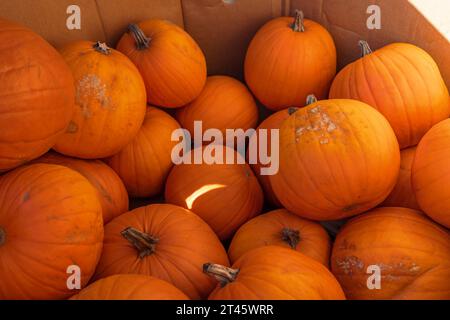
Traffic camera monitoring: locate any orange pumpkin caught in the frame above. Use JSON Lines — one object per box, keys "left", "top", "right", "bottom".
{"left": 270, "top": 97, "right": 400, "bottom": 220}
{"left": 71, "top": 275, "right": 188, "bottom": 300}
{"left": 331, "top": 207, "right": 450, "bottom": 299}
{"left": 382, "top": 147, "right": 419, "bottom": 210}
{"left": 34, "top": 151, "right": 128, "bottom": 224}
{"left": 244, "top": 10, "right": 336, "bottom": 110}
{"left": 0, "top": 19, "right": 75, "bottom": 172}
{"left": 176, "top": 76, "right": 258, "bottom": 140}
{"left": 54, "top": 41, "right": 146, "bottom": 158}
{"left": 117, "top": 20, "right": 207, "bottom": 108}
{"left": 0, "top": 164, "right": 103, "bottom": 299}
{"left": 228, "top": 209, "right": 330, "bottom": 266}
{"left": 105, "top": 107, "right": 181, "bottom": 198}
{"left": 94, "top": 204, "right": 229, "bottom": 300}
{"left": 329, "top": 41, "right": 450, "bottom": 149}
{"left": 412, "top": 119, "right": 450, "bottom": 228}
{"left": 205, "top": 246, "right": 345, "bottom": 300}
{"left": 165, "top": 147, "right": 264, "bottom": 240}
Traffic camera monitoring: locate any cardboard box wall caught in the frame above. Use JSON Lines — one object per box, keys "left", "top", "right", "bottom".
{"left": 1, "top": 0, "right": 449, "bottom": 89}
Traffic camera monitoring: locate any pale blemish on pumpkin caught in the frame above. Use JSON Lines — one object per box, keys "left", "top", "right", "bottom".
{"left": 294, "top": 106, "right": 338, "bottom": 144}
{"left": 22, "top": 192, "right": 30, "bottom": 202}
{"left": 76, "top": 74, "right": 112, "bottom": 118}
{"left": 66, "top": 121, "right": 78, "bottom": 133}
{"left": 335, "top": 256, "right": 364, "bottom": 276}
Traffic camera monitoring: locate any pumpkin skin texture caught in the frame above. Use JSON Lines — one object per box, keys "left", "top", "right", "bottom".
{"left": 331, "top": 207, "right": 450, "bottom": 300}
{"left": 176, "top": 76, "right": 258, "bottom": 139}
{"left": 105, "top": 107, "right": 181, "bottom": 198}
{"left": 0, "top": 19, "right": 75, "bottom": 172}
{"left": 0, "top": 164, "right": 103, "bottom": 300}
{"left": 329, "top": 42, "right": 450, "bottom": 149}
{"left": 206, "top": 246, "right": 345, "bottom": 300}
{"left": 117, "top": 20, "right": 207, "bottom": 108}
{"left": 412, "top": 119, "right": 450, "bottom": 228}
{"left": 165, "top": 147, "right": 264, "bottom": 240}
{"left": 70, "top": 275, "right": 188, "bottom": 300}
{"left": 228, "top": 209, "right": 330, "bottom": 266}
{"left": 93, "top": 204, "right": 229, "bottom": 300}
{"left": 54, "top": 41, "right": 146, "bottom": 158}
{"left": 270, "top": 98, "right": 400, "bottom": 221}
{"left": 34, "top": 151, "right": 128, "bottom": 224}
{"left": 244, "top": 11, "right": 336, "bottom": 111}
{"left": 382, "top": 147, "right": 419, "bottom": 210}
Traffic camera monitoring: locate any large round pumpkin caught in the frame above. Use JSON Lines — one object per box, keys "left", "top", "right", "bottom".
{"left": 228, "top": 209, "right": 330, "bottom": 266}
{"left": 412, "top": 119, "right": 450, "bottom": 228}
{"left": 331, "top": 207, "right": 450, "bottom": 299}
{"left": 165, "top": 147, "right": 264, "bottom": 240}
{"left": 176, "top": 75, "right": 259, "bottom": 140}
{"left": 329, "top": 41, "right": 450, "bottom": 149}
{"left": 105, "top": 107, "right": 181, "bottom": 198}
{"left": 206, "top": 246, "right": 345, "bottom": 300}
{"left": 34, "top": 151, "right": 128, "bottom": 224}
{"left": 54, "top": 41, "right": 146, "bottom": 158}
{"left": 70, "top": 275, "right": 188, "bottom": 300}
{"left": 0, "top": 19, "right": 75, "bottom": 172}
{"left": 244, "top": 10, "right": 336, "bottom": 110}
{"left": 0, "top": 164, "right": 103, "bottom": 299}
{"left": 382, "top": 147, "right": 419, "bottom": 210}
{"left": 117, "top": 20, "right": 207, "bottom": 108}
{"left": 270, "top": 97, "right": 400, "bottom": 220}
{"left": 93, "top": 204, "right": 229, "bottom": 300}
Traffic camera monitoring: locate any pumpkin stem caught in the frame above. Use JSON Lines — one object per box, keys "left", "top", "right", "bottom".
{"left": 93, "top": 42, "right": 111, "bottom": 55}
{"left": 287, "top": 107, "right": 298, "bottom": 115}
{"left": 128, "top": 24, "right": 151, "bottom": 50}
{"left": 281, "top": 228, "right": 300, "bottom": 249}
{"left": 292, "top": 10, "right": 305, "bottom": 32}
{"left": 121, "top": 227, "right": 159, "bottom": 258}
{"left": 306, "top": 94, "right": 318, "bottom": 105}
{"left": 358, "top": 40, "right": 372, "bottom": 57}
{"left": 203, "top": 263, "right": 239, "bottom": 287}
{"left": 0, "top": 227, "right": 5, "bottom": 246}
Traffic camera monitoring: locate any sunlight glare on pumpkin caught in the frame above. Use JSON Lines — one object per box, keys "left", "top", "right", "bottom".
{"left": 185, "top": 184, "right": 226, "bottom": 209}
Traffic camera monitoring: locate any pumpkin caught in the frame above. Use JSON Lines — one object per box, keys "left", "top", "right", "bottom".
{"left": 0, "top": 164, "right": 103, "bottom": 299}
{"left": 329, "top": 41, "right": 450, "bottom": 149}
{"left": 165, "top": 147, "right": 264, "bottom": 240}
{"left": 248, "top": 107, "right": 298, "bottom": 206}
{"left": 0, "top": 19, "right": 75, "bottom": 172}
{"left": 117, "top": 20, "right": 207, "bottom": 108}
{"left": 105, "top": 107, "right": 181, "bottom": 198}
{"left": 228, "top": 209, "right": 330, "bottom": 266}
{"left": 205, "top": 246, "right": 345, "bottom": 300}
{"left": 412, "top": 119, "right": 450, "bottom": 228}
{"left": 382, "top": 147, "right": 419, "bottom": 210}
{"left": 244, "top": 10, "right": 336, "bottom": 111}
{"left": 70, "top": 275, "right": 188, "bottom": 300}
{"left": 93, "top": 204, "right": 229, "bottom": 300}
{"left": 176, "top": 75, "right": 259, "bottom": 141}
{"left": 331, "top": 207, "right": 450, "bottom": 299}
{"left": 270, "top": 96, "right": 400, "bottom": 220}
{"left": 34, "top": 151, "right": 128, "bottom": 224}
{"left": 54, "top": 41, "right": 146, "bottom": 159}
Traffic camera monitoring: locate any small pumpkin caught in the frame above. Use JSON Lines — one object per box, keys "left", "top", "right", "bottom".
{"left": 70, "top": 275, "right": 188, "bottom": 300}
{"left": 228, "top": 209, "right": 330, "bottom": 266}
{"left": 270, "top": 96, "right": 400, "bottom": 220}
{"left": 0, "top": 19, "right": 75, "bottom": 172}
{"left": 176, "top": 75, "right": 259, "bottom": 140}
{"left": 412, "top": 119, "right": 450, "bottom": 228}
{"left": 105, "top": 107, "right": 181, "bottom": 198}
{"left": 117, "top": 20, "right": 207, "bottom": 108}
{"left": 244, "top": 10, "right": 336, "bottom": 110}
{"left": 165, "top": 147, "right": 264, "bottom": 240}
{"left": 54, "top": 41, "right": 147, "bottom": 159}
{"left": 34, "top": 151, "right": 128, "bottom": 224}
{"left": 205, "top": 246, "right": 345, "bottom": 300}
{"left": 329, "top": 41, "right": 450, "bottom": 149}
{"left": 382, "top": 147, "right": 419, "bottom": 210}
{"left": 331, "top": 207, "right": 450, "bottom": 299}
{"left": 0, "top": 164, "right": 103, "bottom": 299}
{"left": 93, "top": 204, "right": 229, "bottom": 300}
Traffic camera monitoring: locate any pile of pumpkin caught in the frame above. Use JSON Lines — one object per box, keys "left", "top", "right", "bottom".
{"left": 0, "top": 10, "right": 449, "bottom": 300}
